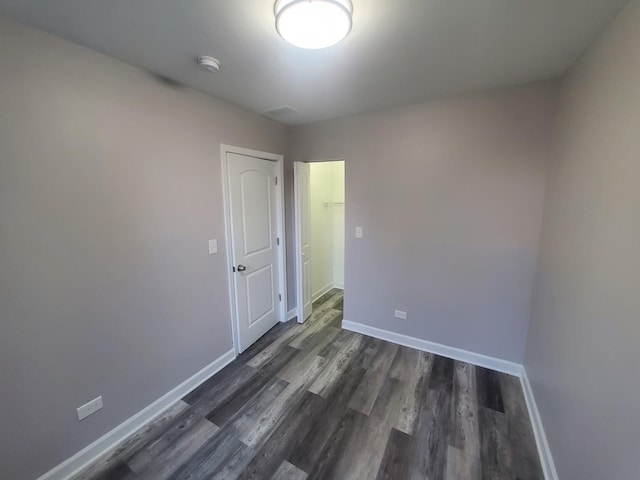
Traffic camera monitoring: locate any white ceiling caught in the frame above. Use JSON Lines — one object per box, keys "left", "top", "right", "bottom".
{"left": 0, "top": 0, "right": 630, "bottom": 124}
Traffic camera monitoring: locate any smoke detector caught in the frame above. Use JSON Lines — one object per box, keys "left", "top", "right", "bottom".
{"left": 196, "top": 56, "right": 221, "bottom": 73}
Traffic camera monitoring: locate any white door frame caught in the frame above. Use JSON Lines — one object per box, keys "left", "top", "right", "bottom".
{"left": 293, "top": 162, "right": 309, "bottom": 323}
{"left": 221, "top": 144, "right": 288, "bottom": 355}
{"left": 293, "top": 158, "right": 344, "bottom": 323}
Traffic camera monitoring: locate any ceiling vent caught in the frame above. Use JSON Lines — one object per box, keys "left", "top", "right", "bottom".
{"left": 264, "top": 106, "right": 296, "bottom": 118}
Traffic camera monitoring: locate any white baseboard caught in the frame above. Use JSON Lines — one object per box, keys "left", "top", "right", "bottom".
{"left": 37, "top": 349, "right": 236, "bottom": 480}
{"left": 342, "top": 320, "right": 523, "bottom": 376}
{"left": 520, "top": 369, "right": 559, "bottom": 480}
{"left": 312, "top": 283, "right": 334, "bottom": 303}
{"left": 333, "top": 282, "right": 344, "bottom": 290}
{"left": 287, "top": 308, "right": 297, "bottom": 321}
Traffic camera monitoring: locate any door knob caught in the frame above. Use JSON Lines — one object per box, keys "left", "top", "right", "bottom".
{"left": 237, "top": 264, "right": 247, "bottom": 272}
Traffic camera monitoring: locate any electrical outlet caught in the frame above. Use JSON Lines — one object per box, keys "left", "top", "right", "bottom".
{"left": 77, "top": 396, "right": 103, "bottom": 421}
{"left": 355, "top": 226, "right": 363, "bottom": 238}
{"left": 394, "top": 310, "right": 407, "bottom": 320}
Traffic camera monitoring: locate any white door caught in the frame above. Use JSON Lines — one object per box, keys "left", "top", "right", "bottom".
{"left": 227, "top": 152, "right": 281, "bottom": 352}
{"left": 294, "top": 162, "right": 312, "bottom": 322}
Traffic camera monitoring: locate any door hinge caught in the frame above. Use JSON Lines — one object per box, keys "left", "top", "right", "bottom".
{"left": 277, "top": 237, "right": 280, "bottom": 246}
{"left": 275, "top": 176, "right": 278, "bottom": 186}
{"left": 279, "top": 294, "right": 282, "bottom": 301}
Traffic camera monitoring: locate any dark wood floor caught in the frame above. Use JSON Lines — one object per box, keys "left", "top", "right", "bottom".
{"left": 73, "top": 289, "right": 543, "bottom": 480}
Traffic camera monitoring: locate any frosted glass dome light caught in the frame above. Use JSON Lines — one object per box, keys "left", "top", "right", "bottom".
{"left": 275, "top": 0, "right": 353, "bottom": 49}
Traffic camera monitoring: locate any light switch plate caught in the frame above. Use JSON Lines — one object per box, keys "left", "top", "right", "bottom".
{"left": 208, "top": 239, "right": 218, "bottom": 254}
{"left": 355, "top": 226, "right": 363, "bottom": 238}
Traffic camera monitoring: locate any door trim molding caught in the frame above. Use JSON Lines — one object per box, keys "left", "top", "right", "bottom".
{"left": 293, "top": 161, "right": 305, "bottom": 323}
{"left": 221, "top": 144, "right": 287, "bottom": 355}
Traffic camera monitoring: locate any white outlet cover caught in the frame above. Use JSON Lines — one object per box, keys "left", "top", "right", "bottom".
{"left": 394, "top": 310, "right": 407, "bottom": 320}
{"left": 208, "top": 239, "right": 218, "bottom": 254}
{"left": 355, "top": 226, "right": 363, "bottom": 238}
{"left": 77, "top": 396, "right": 103, "bottom": 421}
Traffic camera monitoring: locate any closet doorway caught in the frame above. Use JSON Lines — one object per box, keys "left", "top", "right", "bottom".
{"left": 294, "top": 160, "right": 345, "bottom": 323}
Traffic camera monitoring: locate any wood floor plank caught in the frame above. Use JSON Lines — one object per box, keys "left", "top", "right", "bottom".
{"left": 87, "top": 462, "right": 134, "bottom": 480}
{"left": 311, "top": 290, "right": 335, "bottom": 307}
{"left": 296, "top": 324, "right": 340, "bottom": 355}
{"left": 286, "top": 362, "right": 367, "bottom": 473}
{"left": 71, "top": 400, "right": 190, "bottom": 480}
{"left": 206, "top": 346, "right": 300, "bottom": 426}
{"left": 276, "top": 327, "right": 340, "bottom": 382}
{"left": 388, "top": 345, "right": 420, "bottom": 381}
{"left": 332, "top": 296, "right": 343, "bottom": 314}
{"left": 476, "top": 366, "right": 505, "bottom": 413}
{"left": 499, "top": 374, "right": 544, "bottom": 480}
{"left": 241, "top": 355, "right": 325, "bottom": 448}
{"left": 182, "top": 363, "right": 257, "bottom": 418}
{"left": 183, "top": 358, "right": 249, "bottom": 406}
{"left": 376, "top": 428, "right": 414, "bottom": 480}
{"left": 171, "top": 378, "right": 288, "bottom": 479}
{"left": 236, "top": 391, "right": 325, "bottom": 480}
{"left": 315, "top": 327, "right": 358, "bottom": 359}
{"left": 406, "top": 386, "right": 453, "bottom": 480}
{"left": 429, "top": 355, "right": 455, "bottom": 392}
{"left": 305, "top": 408, "right": 368, "bottom": 480}
{"left": 170, "top": 433, "right": 246, "bottom": 480}
{"left": 314, "top": 376, "right": 406, "bottom": 479}
{"left": 299, "top": 292, "right": 344, "bottom": 333}
{"left": 247, "top": 324, "right": 305, "bottom": 369}
{"left": 227, "top": 376, "right": 291, "bottom": 444}
{"left": 478, "top": 406, "right": 512, "bottom": 480}
{"left": 394, "top": 351, "right": 434, "bottom": 436}
{"left": 353, "top": 336, "right": 385, "bottom": 370}
{"left": 207, "top": 443, "right": 256, "bottom": 480}
{"left": 130, "top": 418, "right": 218, "bottom": 479}
{"left": 446, "top": 362, "right": 481, "bottom": 480}
{"left": 311, "top": 290, "right": 343, "bottom": 311}
{"left": 237, "top": 320, "right": 299, "bottom": 365}
{"left": 348, "top": 341, "right": 399, "bottom": 415}
{"left": 272, "top": 461, "right": 307, "bottom": 480}
{"left": 288, "top": 308, "right": 342, "bottom": 349}
{"left": 126, "top": 407, "right": 215, "bottom": 473}
{"left": 363, "top": 376, "right": 409, "bottom": 475}
{"left": 307, "top": 332, "right": 363, "bottom": 396}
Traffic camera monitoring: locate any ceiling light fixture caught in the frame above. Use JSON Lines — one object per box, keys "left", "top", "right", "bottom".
{"left": 274, "top": 0, "right": 353, "bottom": 49}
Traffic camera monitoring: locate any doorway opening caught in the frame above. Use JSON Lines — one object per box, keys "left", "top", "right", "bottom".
{"left": 294, "top": 160, "right": 345, "bottom": 323}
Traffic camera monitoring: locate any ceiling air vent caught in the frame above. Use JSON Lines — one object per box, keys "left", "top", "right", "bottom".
{"left": 264, "top": 106, "right": 296, "bottom": 118}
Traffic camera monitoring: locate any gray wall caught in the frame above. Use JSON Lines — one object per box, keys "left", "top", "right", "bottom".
{"left": 290, "top": 82, "right": 558, "bottom": 362}
{"left": 0, "top": 16, "right": 288, "bottom": 480}
{"left": 525, "top": 1, "right": 640, "bottom": 479}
